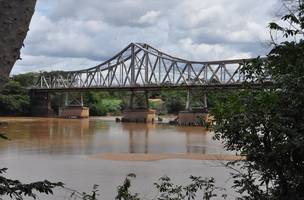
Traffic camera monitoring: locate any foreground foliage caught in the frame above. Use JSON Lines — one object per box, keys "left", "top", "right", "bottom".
{"left": 67, "top": 174, "right": 227, "bottom": 200}
{"left": 211, "top": 1, "right": 304, "bottom": 199}
{"left": 0, "top": 168, "right": 63, "bottom": 200}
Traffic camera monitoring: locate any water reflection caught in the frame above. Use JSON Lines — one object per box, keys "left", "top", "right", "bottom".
{"left": 122, "top": 123, "right": 154, "bottom": 154}
{"left": 0, "top": 117, "right": 228, "bottom": 155}
{"left": 184, "top": 128, "right": 209, "bottom": 154}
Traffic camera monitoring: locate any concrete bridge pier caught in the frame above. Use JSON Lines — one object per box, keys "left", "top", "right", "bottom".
{"left": 121, "top": 91, "right": 156, "bottom": 123}
{"left": 58, "top": 92, "right": 89, "bottom": 118}
{"left": 178, "top": 90, "right": 209, "bottom": 126}
{"left": 30, "top": 91, "right": 54, "bottom": 117}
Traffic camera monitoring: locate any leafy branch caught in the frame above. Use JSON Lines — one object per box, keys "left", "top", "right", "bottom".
{"left": 0, "top": 168, "right": 63, "bottom": 200}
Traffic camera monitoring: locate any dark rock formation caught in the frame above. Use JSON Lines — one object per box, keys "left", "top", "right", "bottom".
{"left": 0, "top": 0, "right": 37, "bottom": 89}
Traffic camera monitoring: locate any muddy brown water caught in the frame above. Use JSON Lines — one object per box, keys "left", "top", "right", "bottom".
{"left": 0, "top": 117, "right": 239, "bottom": 199}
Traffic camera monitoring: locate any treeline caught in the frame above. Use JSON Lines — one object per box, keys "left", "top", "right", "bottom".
{"left": 0, "top": 73, "right": 212, "bottom": 116}
{"left": 0, "top": 73, "right": 36, "bottom": 115}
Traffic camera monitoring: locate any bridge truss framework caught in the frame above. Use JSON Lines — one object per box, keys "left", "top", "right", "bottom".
{"left": 33, "top": 43, "right": 271, "bottom": 92}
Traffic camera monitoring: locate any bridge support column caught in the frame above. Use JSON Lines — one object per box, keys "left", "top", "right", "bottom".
{"left": 178, "top": 90, "right": 209, "bottom": 126}
{"left": 30, "top": 91, "right": 54, "bottom": 117}
{"left": 59, "top": 92, "right": 89, "bottom": 118}
{"left": 122, "top": 91, "right": 156, "bottom": 123}
{"left": 144, "top": 91, "right": 149, "bottom": 109}
{"left": 185, "top": 90, "right": 191, "bottom": 111}
{"left": 129, "top": 91, "right": 135, "bottom": 109}
{"left": 203, "top": 92, "right": 208, "bottom": 110}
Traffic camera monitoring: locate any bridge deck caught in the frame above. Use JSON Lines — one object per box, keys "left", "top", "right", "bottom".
{"left": 31, "top": 82, "right": 273, "bottom": 93}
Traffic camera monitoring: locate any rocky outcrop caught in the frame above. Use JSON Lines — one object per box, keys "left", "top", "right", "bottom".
{"left": 0, "top": 0, "right": 37, "bottom": 89}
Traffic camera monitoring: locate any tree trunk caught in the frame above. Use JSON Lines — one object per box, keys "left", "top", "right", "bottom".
{"left": 0, "top": 0, "right": 37, "bottom": 89}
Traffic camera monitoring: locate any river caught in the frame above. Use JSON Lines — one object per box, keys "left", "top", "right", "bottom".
{"left": 0, "top": 117, "right": 239, "bottom": 199}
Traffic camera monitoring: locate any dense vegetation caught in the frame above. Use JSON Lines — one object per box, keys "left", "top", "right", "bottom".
{"left": 0, "top": 73, "right": 36, "bottom": 115}
{"left": 211, "top": 0, "right": 304, "bottom": 199}
{"left": 0, "top": 73, "right": 206, "bottom": 116}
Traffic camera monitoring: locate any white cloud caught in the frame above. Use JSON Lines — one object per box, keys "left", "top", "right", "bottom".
{"left": 12, "top": 0, "right": 280, "bottom": 75}
{"left": 137, "top": 10, "right": 161, "bottom": 25}
{"left": 14, "top": 54, "right": 100, "bottom": 74}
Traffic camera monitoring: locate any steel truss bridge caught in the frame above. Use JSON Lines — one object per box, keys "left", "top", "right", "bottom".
{"left": 33, "top": 43, "right": 270, "bottom": 92}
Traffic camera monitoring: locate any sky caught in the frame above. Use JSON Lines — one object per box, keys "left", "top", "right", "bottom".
{"left": 12, "top": 0, "right": 281, "bottom": 74}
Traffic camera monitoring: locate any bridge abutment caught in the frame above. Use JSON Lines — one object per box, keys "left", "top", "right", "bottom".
{"left": 121, "top": 109, "right": 156, "bottom": 123}
{"left": 58, "top": 92, "right": 89, "bottom": 118}
{"left": 59, "top": 106, "right": 89, "bottom": 118}
{"left": 121, "top": 91, "right": 156, "bottom": 123}
{"left": 178, "top": 90, "right": 209, "bottom": 126}
{"left": 178, "top": 110, "right": 209, "bottom": 126}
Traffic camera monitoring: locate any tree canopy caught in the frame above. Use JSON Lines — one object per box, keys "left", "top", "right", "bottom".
{"left": 211, "top": 0, "right": 304, "bottom": 199}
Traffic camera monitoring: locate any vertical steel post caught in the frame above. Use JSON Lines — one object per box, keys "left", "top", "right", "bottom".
{"left": 185, "top": 90, "right": 191, "bottom": 111}
{"left": 120, "top": 62, "right": 123, "bottom": 85}
{"left": 80, "top": 92, "right": 84, "bottom": 107}
{"left": 108, "top": 63, "right": 111, "bottom": 87}
{"left": 220, "top": 64, "right": 223, "bottom": 82}
{"left": 65, "top": 92, "right": 69, "bottom": 107}
{"left": 130, "top": 45, "right": 135, "bottom": 86}
{"left": 223, "top": 64, "right": 226, "bottom": 82}
{"left": 203, "top": 92, "right": 208, "bottom": 108}
{"left": 173, "top": 63, "right": 175, "bottom": 84}
{"left": 129, "top": 91, "right": 135, "bottom": 109}
{"left": 158, "top": 55, "right": 161, "bottom": 84}
{"left": 187, "top": 63, "right": 191, "bottom": 84}
{"left": 145, "top": 91, "right": 149, "bottom": 109}
{"left": 99, "top": 67, "right": 102, "bottom": 86}
{"left": 145, "top": 52, "right": 149, "bottom": 84}
{"left": 204, "top": 64, "right": 208, "bottom": 82}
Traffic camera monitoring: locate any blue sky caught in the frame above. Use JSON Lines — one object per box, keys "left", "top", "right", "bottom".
{"left": 13, "top": 0, "right": 281, "bottom": 74}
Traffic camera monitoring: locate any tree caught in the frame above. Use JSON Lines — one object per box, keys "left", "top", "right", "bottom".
{"left": 160, "top": 91, "right": 187, "bottom": 114}
{"left": 12, "top": 72, "right": 37, "bottom": 88}
{"left": 0, "top": 0, "right": 37, "bottom": 90}
{"left": 84, "top": 92, "right": 122, "bottom": 116}
{"left": 0, "top": 133, "right": 63, "bottom": 200}
{"left": 211, "top": 0, "right": 304, "bottom": 199}
{"left": 0, "top": 80, "right": 30, "bottom": 115}
{"left": 0, "top": 168, "right": 63, "bottom": 200}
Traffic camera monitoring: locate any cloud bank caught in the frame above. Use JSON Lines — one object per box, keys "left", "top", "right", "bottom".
{"left": 13, "top": 0, "right": 280, "bottom": 74}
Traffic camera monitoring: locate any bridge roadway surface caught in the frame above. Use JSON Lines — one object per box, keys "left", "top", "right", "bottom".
{"left": 31, "top": 43, "right": 271, "bottom": 93}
